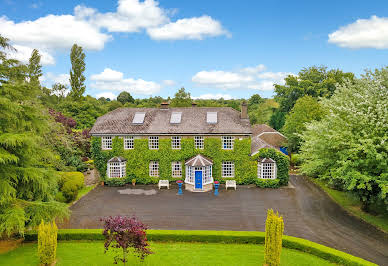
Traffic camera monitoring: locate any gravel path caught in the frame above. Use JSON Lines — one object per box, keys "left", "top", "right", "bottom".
{"left": 61, "top": 175, "right": 388, "bottom": 265}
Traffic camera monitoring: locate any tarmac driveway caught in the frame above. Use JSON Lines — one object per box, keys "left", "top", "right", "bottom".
{"left": 62, "top": 175, "right": 388, "bottom": 265}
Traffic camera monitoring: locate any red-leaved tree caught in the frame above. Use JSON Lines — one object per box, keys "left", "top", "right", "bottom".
{"left": 101, "top": 216, "right": 152, "bottom": 265}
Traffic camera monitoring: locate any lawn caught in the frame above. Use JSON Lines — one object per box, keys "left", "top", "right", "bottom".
{"left": 311, "top": 178, "right": 388, "bottom": 233}
{"left": 0, "top": 241, "right": 334, "bottom": 266}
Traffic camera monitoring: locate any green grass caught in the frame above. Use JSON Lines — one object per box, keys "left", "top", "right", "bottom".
{"left": 0, "top": 241, "right": 335, "bottom": 266}
{"left": 311, "top": 178, "right": 388, "bottom": 233}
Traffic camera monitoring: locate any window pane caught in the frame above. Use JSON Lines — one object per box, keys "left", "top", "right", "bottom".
{"left": 124, "top": 136, "right": 134, "bottom": 149}
{"left": 149, "top": 136, "right": 159, "bottom": 149}
{"left": 102, "top": 136, "right": 112, "bottom": 150}
{"left": 194, "top": 136, "right": 204, "bottom": 149}
{"left": 222, "top": 136, "right": 234, "bottom": 150}
{"left": 171, "top": 136, "right": 181, "bottom": 149}
{"left": 171, "top": 161, "right": 182, "bottom": 177}
{"left": 222, "top": 161, "right": 234, "bottom": 177}
{"left": 149, "top": 161, "right": 159, "bottom": 177}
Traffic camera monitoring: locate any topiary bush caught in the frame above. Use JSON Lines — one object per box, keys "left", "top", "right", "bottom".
{"left": 264, "top": 209, "right": 284, "bottom": 266}
{"left": 58, "top": 172, "right": 84, "bottom": 203}
{"left": 256, "top": 179, "right": 280, "bottom": 188}
{"left": 38, "top": 220, "right": 58, "bottom": 265}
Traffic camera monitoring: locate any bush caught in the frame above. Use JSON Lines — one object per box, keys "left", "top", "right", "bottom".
{"left": 104, "top": 174, "right": 136, "bottom": 187}
{"left": 256, "top": 179, "right": 280, "bottom": 188}
{"left": 38, "top": 221, "right": 57, "bottom": 265}
{"left": 58, "top": 172, "right": 84, "bottom": 203}
{"left": 290, "top": 153, "right": 302, "bottom": 167}
{"left": 54, "top": 192, "right": 67, "bottom": 203}
{"left": 264, "top": 209, "right": 284, "bottom": 266}
{"left": 24, "top": 229, "right": 375, "bottom": 266}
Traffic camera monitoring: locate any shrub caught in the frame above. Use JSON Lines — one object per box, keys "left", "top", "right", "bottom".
{"left": 58, "top": 172, "right": 84, "bottom": 203}
{"left": 256, "top": 179, "right": 280, "bottom": 188}
{"left": 290, "top": 153, "right": 302, "bottom": 167}
{"left": 54, "top": 192, "right": 67, "bottom": 203}
{"left": 61, "top": 180, "right": 79, "bottom": 202}
{"left": 38, "top": 221, "right": 58, "bottom": 265}
{"left": 264, "top": 209, "right": 284, "bottom": 266}
{"left": 104, "top": 177, "right": 129, "bottom": 187}
{"left": 101, "top": 216, "right": 152, "bottom": 265}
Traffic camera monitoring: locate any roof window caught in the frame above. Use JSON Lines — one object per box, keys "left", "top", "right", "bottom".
{"left": 170, "top": 112, "right": 182, "bottom": 124}
{"left": 206, "top": 112, "right": 217, "bottom": 124}
{"left": 132, "top": 112, "right": 146, "bottom": 124}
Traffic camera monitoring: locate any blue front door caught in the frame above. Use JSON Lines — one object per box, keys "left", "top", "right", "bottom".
{"left": 195, "top": 171, "right": 202, "bottom": 189}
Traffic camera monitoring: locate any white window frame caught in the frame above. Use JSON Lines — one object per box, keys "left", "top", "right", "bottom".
{"left": 102, "top": 136, "right": 113, "bottom": 150}
{"left": 222, "top": 161, "right": 235, "bottom": 177}
{"left": 222, "top": 136, "right": 234, "bottom": 150}
{"left": 171, "top": 136, "right": 181, "bottom": 150}
{"left": 171, "top": 161, "right": 182, "bottom": 177}
{"left": 149, "top": 161, "right": 159, "bottom": 177}
{"left": 194, "top": 136, "right": 204, "bottom": 149}
{"left": 149, "top": 136, "right": 159, "bottom": 150}
{"left": 258, "top": 162, "right": 276, "bottom": 179}
{"left": 124, "top": 136, "right": 134, "bottom": 150}
{"left": 107, "top": 161, "right": 126, "bottom": 178}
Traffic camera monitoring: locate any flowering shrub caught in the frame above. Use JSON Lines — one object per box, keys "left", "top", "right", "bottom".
{"left": 101, "top": 216, "right": 152, "bottom": 265}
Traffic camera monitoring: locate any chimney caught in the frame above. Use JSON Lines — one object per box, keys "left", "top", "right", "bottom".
{"left": 241, "top": 101, "right": 248, "bottom": 119}
{"left": 192, "top": 102, "right": 197, "bottom": 107}
{"left": 160, "top": 102, "right": 169, "bottom": 110}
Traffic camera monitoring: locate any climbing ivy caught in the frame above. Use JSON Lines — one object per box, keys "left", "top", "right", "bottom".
{"left": 91, "top": 136, "right": 289, "bottom": 186}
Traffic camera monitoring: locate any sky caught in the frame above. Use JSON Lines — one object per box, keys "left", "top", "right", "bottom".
{"left": 1, "top": 0, "right": 388, "bottom": 100}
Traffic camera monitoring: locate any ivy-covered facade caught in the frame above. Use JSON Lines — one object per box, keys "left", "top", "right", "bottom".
{"left": 90, "top": 105, "right": 289, "bottom": 190}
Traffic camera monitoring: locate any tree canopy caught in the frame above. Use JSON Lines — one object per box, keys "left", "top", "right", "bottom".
{"left": 299, "top": 67, "right": 388, "bottom": 211}
{"left": 69, "top": 44, "right": 86, "bottom": 99}
{"left": 117, "top": 91, "right": 135, "bottom": 105}
{"left": 170, "top": 87, "right": 192, "bottom": 107}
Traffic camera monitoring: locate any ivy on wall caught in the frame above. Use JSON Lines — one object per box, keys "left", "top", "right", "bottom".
{"left": 91, "top": 136, "right": 289, "bottom": 186}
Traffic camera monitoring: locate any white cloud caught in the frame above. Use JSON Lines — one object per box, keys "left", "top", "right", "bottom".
{"left": 328, "top": 16, "right": 388, "bottom": 49}
{"left": 7, "top": 44, "right": 55, "bottom": 65}
{"left": 192, "top": 65, "right": 293, "bottom": 91}
{"left": 43, "top": 72, "right": 70, "bottom": 86}
{"left": 162, "top": 79, "right": 176, "bottom": 86}
{"left": 193, "top": 93, "right": 233, "bottom": 100}
{"left": 96, "top": 92, "right": 117, "bottom": 100}
{"left": 147, "top": 15, "right": 229, "bottom": 40}
{"left": 90, "top": 68, "right": 161, "bottom": 95}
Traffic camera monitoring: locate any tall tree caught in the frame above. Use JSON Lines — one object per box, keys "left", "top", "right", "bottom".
{"left": 27, "top": 49, "right": 42, "bottom": 88}
{"left": 170, "top": 87, "right": 192, "bottom": 107}
{"left": 69, "top": 44, "right": 86, "bottom": 99}
{"left": 117, "top": 91, "right": 134, "bottom": 105}
{"left": 282, "top": 96, "right": 323, "bottom": 153}
{"left": 0, "top": 36, "right": 68, "bottom": 236}
{"left": 299, "top": 67, "right": 388, "bottom": 212}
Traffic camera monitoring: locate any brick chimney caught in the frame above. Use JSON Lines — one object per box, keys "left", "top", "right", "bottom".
{"left": 160, "top": 102, "right": 169, "bottom": 110}
{"left": 241, "top": 101, "right": 248, "bottom": 119}
{"left": 192, "top": 102, "right": 197, "bottom": 107}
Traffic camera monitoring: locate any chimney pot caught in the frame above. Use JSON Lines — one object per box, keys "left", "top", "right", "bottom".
{"left": 192, "top": 102, "right": 197, "bottom": 107}
{"left": 160, "top": 102, "right": 169, "bottom": 110}
{"left": 241, "top": 101, "right": 248, "bottom": 119}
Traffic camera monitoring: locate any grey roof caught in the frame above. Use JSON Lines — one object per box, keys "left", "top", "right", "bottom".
{"left": 251, "top": 124, "right": 287, "bottom": 155}
{"left": 259, "top": 157, "right": 276, "bottom": 163}
{"left": 90, "top": 107, "right": 252, "bottom": 135}
{"left": 108, "top": 156, "right": 127, "bottom": 163}
{"left": 251, "top": 136, "right": 276, "bottom": 155}
{"left": 185, "top": 154, "right": 213, "bottom": 166}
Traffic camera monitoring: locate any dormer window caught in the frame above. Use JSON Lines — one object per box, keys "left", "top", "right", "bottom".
{"left": 132, "top": 112, "right": 145, "bottom": 124}
{"left": 257, "top": 158, "right": 277, "bottom": 179}
{"left": 107, "top": 157, "right": 126, "bottom": 178}
{"left": 206, "top": 112, "right": 217, "bottom": 124}
{"left": 170, "top": 112, "right": 182, "bottom": 124}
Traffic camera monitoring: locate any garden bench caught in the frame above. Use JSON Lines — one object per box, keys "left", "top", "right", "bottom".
{"left": 158, "top": 180, "right": 169, "bottom": 189}
{"left": 226, "top": 180, "right": 236, "bottom": 190}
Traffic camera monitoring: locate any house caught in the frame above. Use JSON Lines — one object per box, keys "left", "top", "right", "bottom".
{"left": 251, "top": 124, "right": 288, "bottom": 155}
{"left": 90, "top": 102, "right": 287, "bottom": 192}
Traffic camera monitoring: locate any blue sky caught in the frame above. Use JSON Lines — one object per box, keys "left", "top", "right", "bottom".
{"left": 1, "top": 0, "right": 388, "bottom": 99}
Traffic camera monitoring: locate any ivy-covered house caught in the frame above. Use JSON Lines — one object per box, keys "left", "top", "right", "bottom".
{"left": 90, "top": 102, "right": 289, "bottom": 191}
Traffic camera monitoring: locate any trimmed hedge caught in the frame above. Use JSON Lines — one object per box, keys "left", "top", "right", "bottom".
{"left": 24, "top": 229, "right": 375, "bottom": 266}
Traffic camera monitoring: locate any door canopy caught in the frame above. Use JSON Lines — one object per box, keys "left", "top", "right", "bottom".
{"left": 185, "top": 154, "right": 213, "bottom": 167}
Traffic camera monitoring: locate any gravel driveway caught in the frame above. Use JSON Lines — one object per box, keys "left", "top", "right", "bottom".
{"left": 61, "top": 175, "right": 388, "bottom": 265}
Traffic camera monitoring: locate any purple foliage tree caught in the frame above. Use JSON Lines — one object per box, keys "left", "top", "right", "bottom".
{"left": 101, "top": 216, "right": 152, "bottom": 265}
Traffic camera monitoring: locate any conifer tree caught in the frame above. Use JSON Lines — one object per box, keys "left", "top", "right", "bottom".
{"left": 69, "top": 44, "right": 86, "bottom": 99}
{"left": 0, "top": 35, "right": 68, "bottom": 236}
{"left": 27, "top": 49, "right": 42, "bottom": 88}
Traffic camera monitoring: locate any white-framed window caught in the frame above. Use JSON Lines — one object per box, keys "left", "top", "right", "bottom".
{"left": 222, "top": 161, "right": 235, "bottom": 177}
{"left": 194, "top": 136, "right": 204, "bottom": 149}
{"left": 149, "top": 161, "right": 159, "bottom": 177}
{"left": 124, "top": 136, "right": 134, "bottom": 149}
{"left": 222, "top": 136, "right": 234, "bottom": 150}
{"left": 107, "top": 162, "right": 126, "bottom": 178}
{"left": 171, "top": 136, "right": 181, "bottom": 149}
{"left": 149, "top": 136, "right": 159, "bottom": 150}
{"left": 102, "top": 136, "right": 112, "bottom": 150}
{"left": 260, "top": 163, "right": 276, "bottom": 179}
{"left": 186, "top": 165, "right": 193, "bottom": 183}
{"left": 171, "top": 161, "right": 182, "bottom": 177}
{"left": 205, "top": 165, "right": 212, "bottom": 183}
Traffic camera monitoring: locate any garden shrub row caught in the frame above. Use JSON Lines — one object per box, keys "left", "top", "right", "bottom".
{"left": 24, "top": 229, "right": 375, "bottom": 266}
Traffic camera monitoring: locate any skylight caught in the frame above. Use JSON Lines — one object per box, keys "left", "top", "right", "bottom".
{"left": 132, "top": 112, "right": 146, "bottom": 124}
{"left": 207, "top": 112, "right": 217, "bottom": 124}
{"left": 170, "top": 112, "right": 182, "bottom": 124}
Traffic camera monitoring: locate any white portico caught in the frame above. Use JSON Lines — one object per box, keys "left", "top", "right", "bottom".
{"left": 184, "top": 154, "right": 213, "bottom": 192}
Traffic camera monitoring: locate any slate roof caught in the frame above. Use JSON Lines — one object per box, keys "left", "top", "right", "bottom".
{"left": 108, "top": 156, "right": 127, "bottom": 163}
{"left": 258, "top": 157, "right": 276, "bottom": 163}
{"left": 251, "top": 124, "right": 287, "bottom": 155}
{"left": 185, "top": 154, "right": 213, "bottom": 167}
{"left": 90, "top": 107, "right": 252, "bottom": 135}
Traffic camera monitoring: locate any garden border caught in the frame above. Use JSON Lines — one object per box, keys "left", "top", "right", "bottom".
{"left": 24, "top": 229, "right": 375, "bottom": 266}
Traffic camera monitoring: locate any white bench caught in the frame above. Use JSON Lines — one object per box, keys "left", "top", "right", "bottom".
{"left": 226, "top": 180, "right": 236, "bottom": 190}
{"left": 158, "top": 180, "right": 169, "bottom": 189}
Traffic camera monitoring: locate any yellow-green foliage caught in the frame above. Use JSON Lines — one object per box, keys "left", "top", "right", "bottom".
{"left": 264, "top": 209, "right": 284, "bottom": 266}
{"left": 38, "top": 220, "right": 58, "bottom": 265}
{"left": 58, "top": 172, "right": 84, "bottom": 202}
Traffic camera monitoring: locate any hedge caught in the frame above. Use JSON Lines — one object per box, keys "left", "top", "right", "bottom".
{"left": 24, "top": 229, "right": 375, "bottom": 266}
{"left": 92, "top": 136, "right": 289, "bottom": 186}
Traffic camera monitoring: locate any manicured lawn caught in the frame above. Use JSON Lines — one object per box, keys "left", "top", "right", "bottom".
{"left": 311, "top": 178, "right": 388, "bottom": 233}
{"left": 0, "top": 241, "right": 334, "bottom": 266}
